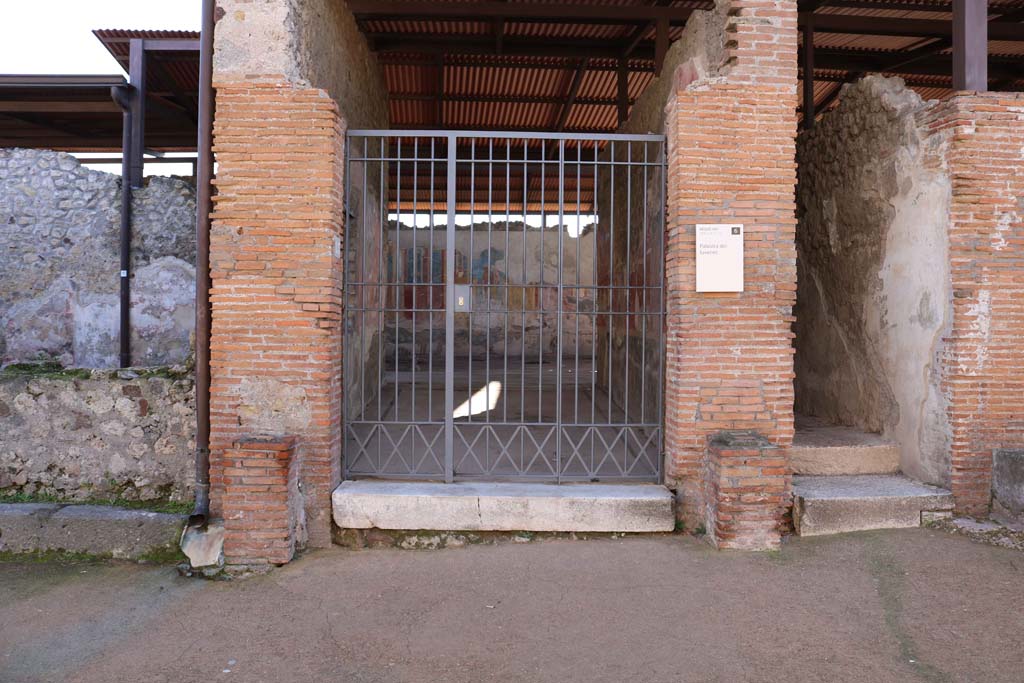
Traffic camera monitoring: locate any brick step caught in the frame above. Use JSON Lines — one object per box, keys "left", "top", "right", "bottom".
{"left": 791, "top": 417, "right": 901, "bottom": 476}
{"left": 333, "top": 481, "right": 675, "bottom": 533}
{"left": 793, "top": 475, "right": 953, "bottom": 536}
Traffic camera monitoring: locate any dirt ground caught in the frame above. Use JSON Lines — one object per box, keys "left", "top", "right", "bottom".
{"left": 2, "top": 528, "right": 1022, "bottom": 683}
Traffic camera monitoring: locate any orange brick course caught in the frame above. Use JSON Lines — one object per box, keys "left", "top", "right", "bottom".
{"left": 222, "top": 436, "right": 303, "bottom": 567}
{"left": 704, "top": 431, "right": 787, "bottom": 549}
{"left": 209, "top": 79, "right": 345, "bottom": 549}
{"left": 664, "top": 0, "right": 798, "bottom": 537}
{"left": 922, "top": 92, "right": 1024, "bottom": 515}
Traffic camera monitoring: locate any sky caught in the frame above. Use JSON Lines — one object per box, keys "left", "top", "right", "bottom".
{"left": 1, "top": 2, "right": 201, "bottom": 175}
{"left": 1, "top": 1, "right": 200, "bottom": 76}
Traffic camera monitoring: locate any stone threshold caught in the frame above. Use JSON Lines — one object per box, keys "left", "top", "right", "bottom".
{"left": 332, "top": 480, "right": 675, "bottom": 533}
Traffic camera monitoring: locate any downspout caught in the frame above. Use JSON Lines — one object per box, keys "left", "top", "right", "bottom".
{"left": 189, "top": 0, "right": 216, "bottom": 528}
{"left": 111, "top": 85, "right": 134, "bottom": 368}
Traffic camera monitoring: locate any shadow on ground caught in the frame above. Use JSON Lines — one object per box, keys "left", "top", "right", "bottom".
{"left": 1, "top": 528, "right": 1022, "bottom": 683}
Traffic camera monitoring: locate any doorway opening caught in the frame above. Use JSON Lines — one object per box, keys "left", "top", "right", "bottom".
{"left": 343, "top": 130, "right": 665, "bottom": 483}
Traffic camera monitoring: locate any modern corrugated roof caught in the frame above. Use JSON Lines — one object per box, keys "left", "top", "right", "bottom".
{"left": 0, "top": 6, "right": 1021, "bottom": 150}
{"left": 356, "top": 0, "right": 1024, "bottom": 130}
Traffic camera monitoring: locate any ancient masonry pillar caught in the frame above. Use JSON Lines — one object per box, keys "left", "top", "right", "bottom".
{"left": 663, "top": 0, "right": 799, "bottom": 541}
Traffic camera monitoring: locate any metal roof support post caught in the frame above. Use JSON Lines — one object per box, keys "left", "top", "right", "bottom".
{"left": 802, "top": 19, "right": 815, "bottom": 129}
{"left": 128, "top": 38, "right": 147, "bottom": 187}
{"left": 617, "top": 59, "right": 629, "bottom": 127}
{"left": 953, "top": 0, "right": 988, "bottom": 91}
{"left": 111, "top": 85, "right": 135, "bottom": 369}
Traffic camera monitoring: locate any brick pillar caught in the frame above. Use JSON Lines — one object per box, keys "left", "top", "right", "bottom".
{"left": 922, "top": 92, "right": 1024, "bottom": 515}
{"left": 704, "top": 431, "right": 787, "bottom": 550}
{"left": 663, "top": 0, "right": 799, "bottom": 534}
{"left": 209, "top": 79, "right": 345, "bottom": 547}
{"left": 222, "top": 436, "right": 306, "bottom": 568}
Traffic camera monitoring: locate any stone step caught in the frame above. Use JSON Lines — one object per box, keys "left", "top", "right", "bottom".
{"left": 332, "top": 481, "right": 675, "bottom": 533}
{"left": 793, "top": 475, "right": 953, "bottom": 537}
{"left": 0, "top": 503, "right": 185, "bottom": 559}
{"left": 791, "top": 418, "right": 901, "bottom": 476}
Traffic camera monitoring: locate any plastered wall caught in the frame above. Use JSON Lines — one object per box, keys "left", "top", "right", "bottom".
{"left": 795, "top": 76, "right": 953, "bottom": 486}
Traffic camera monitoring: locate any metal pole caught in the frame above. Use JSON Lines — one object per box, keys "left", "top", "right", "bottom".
{"left": 445, "top": 135, "right": 457, "bottom": 482}
{"left": 189, "top": 0, "right": 215, "bottom": 527}
{"left": 111, "top": 85, "right": 134, "bottom": 369}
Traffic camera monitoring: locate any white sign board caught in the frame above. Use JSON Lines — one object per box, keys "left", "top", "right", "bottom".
{"left": 696, "top": 223, "right": 744, "bottom": 293}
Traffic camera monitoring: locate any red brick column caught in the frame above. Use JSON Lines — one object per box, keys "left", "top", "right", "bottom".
{"left": 923, "top": 92, "right": 1024, "bottom": 514}
{"left": 209, "top": 78, "right": 345, "bottom": 547}
{"left": 222, "top": 436, "right": 305, "bottom": 568}
{"left": 663, "top": 0, "right": 799, "bottom": 532}
{"left": 704, "top": 431, "right": 787, "bottom": 549}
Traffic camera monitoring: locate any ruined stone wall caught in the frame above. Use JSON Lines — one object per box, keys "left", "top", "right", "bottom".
{"left": 0, "top": 368, "right": 195, "bottom": 502}
{"left": 0, "top": 149, "right": 196, "bottom": 369}
{"left": 214, "top": 0, "right": 388, "bottom": 129}
{"left": 795, "top": 76, "right": 953, "bottom": 486}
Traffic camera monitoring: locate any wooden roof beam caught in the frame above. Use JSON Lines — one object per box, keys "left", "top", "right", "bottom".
{"left": 800, "top": 13, "right": 1024, "bottom": 41}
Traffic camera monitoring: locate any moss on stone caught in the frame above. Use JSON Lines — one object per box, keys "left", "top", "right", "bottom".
{"left": 0, "top": 491, "right": 192, "bottom": 515}
{"left": 0, "top": 362, "right": 93, "bottom": 380}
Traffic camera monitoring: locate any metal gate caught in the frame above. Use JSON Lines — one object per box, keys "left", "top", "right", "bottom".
{"left": 343, "top": 130, "right": 665, "bottom": 483}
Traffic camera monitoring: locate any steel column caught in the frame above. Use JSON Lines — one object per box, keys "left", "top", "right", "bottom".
{"left": 953, "top": 0, "right": 989, "bottom": 91}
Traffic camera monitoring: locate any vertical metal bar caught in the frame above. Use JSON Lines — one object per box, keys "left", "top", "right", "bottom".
{"left": 394, "top": 139, "right": 401, "bottom": 426}
{"left": 624, "top": 142, "right": 631, "bottom": 426}
{"left": 658, "top": 139, "right": 667, "bottom": 480}
{"left": 555, "top": 140, "right": 565, "bottom": 481}
{"left": 574, "top": 144, "right": 581, "bottom": 425}
{"left": 486, "top": 139, "right": 493, "bottom": 432}
{"left": 445, "top": 135, "right": 457, "bottom": 482}
{"left": 411, "top": 139, "right": 418, "bottom": 427}
{"left": 468, "top": 142, "right": 476, "bottom": 426}
{"left": 640, "top": 142, "right": 648, "bottom": 426}
{"left": 504, "top": 139, "right": 510, "bottom": 424}
{"left": 538, "top": 142, "right": 545, "bottom": 428}
{"left": 360, "top": 139, "right": 368, "bottom": 423}
{"left": 607, "top": 141, "right": 614, "bottom": 427}
{"left": 590, "top": 141, "right": 598, "bottom": 474}
{"left": 343, "top": 136, "right": 353, "bottom": 477}
{"left": 429, "top": 138, "right": 435, "bottom": 424}
{"left": 521, "top": 142, "right": 528, "bottom": 473}
{"left": 378, "top": 137, "right": 386, "bottom": 471}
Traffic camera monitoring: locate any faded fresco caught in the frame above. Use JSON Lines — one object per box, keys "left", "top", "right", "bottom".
{"left": 381, "top": 221, "right": 599, "bottom": 362}
{"left": 594, "top": 141, "right": 665, "bottom": 425}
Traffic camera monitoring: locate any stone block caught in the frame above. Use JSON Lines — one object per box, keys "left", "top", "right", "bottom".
{"left": 992, "top": 449, "right": 1024, "bottom": 520}
{"left": 332, "top": 481, "right": 674, "bottom": 533}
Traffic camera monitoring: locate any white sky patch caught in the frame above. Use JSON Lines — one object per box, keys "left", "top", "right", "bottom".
{"left": 1, "top": 1, "right": 200, "bottom": 177}
{"left": 0, "top": 1, "right": 200, "bottom": 75}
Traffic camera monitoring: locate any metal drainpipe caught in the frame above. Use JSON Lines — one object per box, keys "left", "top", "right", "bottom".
{"left": 189, "top": 0, "right": 216, "bottom": 528}
{"left": 110, "top": 85, "right": 134, "bottom": 369}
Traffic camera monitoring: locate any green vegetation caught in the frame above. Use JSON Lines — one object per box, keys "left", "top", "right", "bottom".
{"left": 0, "top": 362, "right": 92, "bottom": 380}
{"left": 0, "top": 491, "right": 192, "bottom": 515}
